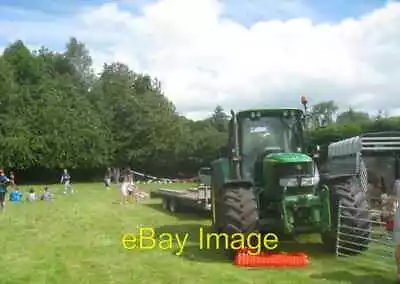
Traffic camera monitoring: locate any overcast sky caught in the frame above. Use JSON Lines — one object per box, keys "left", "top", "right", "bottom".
{"left": 1, "top": 0, "right": 400, "bottom": 120}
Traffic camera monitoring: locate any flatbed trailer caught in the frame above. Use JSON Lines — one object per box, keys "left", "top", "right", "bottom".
{"left": 150, "top": 184, "right": 211, "bottom": 213}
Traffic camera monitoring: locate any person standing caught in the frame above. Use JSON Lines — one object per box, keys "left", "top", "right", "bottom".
{"left": 104, "top": 167, "right": 112, "bottom": 190}
{"left": 60, "top": 169, "right": 73, "bottom": 194}
{"left": 126, "top": 171, "right": 137, "bottom": 203}
{"left": 119, "top": 170, "right": 130, "bottom": 205}
{"left": 0, "top": 169, "right": 11, "bottom": 211}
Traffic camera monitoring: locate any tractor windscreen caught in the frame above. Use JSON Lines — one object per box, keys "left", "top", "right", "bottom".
{"left": 240, "top": 114, "right": 302, "bottom": 178}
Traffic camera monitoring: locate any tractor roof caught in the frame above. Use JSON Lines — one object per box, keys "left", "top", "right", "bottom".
{"left": 237, "top": 108, "right": 303, "bottom": 118}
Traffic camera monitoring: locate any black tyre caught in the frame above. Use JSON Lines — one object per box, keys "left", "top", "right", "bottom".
{"left": 322, "top": 176, "right": 371, "bottom": 256}
{"left": 168, "top": 198, "right": 178, "bottom": 213}
{"left": 217, "top": 187, "right": 259, "bottom": 259}
{"left": 162, "top": 197, "right": 169, "bottom": 211}
{"left": 211, "top": 186, "right": 222, "bottom": 232}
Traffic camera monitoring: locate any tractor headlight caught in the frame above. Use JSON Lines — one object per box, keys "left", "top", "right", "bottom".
{"left": 279, "top": 177, "right": 319, "bottom": 187}
{"left": 279, "top": 162, "right": 320, "bottom": 188}
{"left": 279, "top": 178, "right": 299, "bottom": 187}
{"left": 300, "top": 177, "right": 319, "bottom": 187}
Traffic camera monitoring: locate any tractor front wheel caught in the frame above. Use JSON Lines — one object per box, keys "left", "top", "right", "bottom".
{"left": 218, "top": 187, "right": 259, "bottom": 259}
{"left": 322, "top": 176, "right": 371, "bottom": 255}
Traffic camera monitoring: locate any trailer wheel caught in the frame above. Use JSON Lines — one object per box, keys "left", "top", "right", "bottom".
{"left": 321, "top": 176, "right": 371, "bottom": 255}
{"left": 218, "top": 187, "right": 259, "bottom": 259}
{"left": 162, "top": 197, "right": 169, "bottom": 211}
{"left": 168, "top": 198, "right": 178, "bottom": 213}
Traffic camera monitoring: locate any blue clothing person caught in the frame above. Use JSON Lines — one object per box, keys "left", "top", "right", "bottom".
{"left": 9, "top": 190, "right": 22, "bottom": 202}
{"left": 0, "top": 171, "right": 10, "bottom": 210}
{"left": 0, "top": 175, "right": 10, "bottom": 193}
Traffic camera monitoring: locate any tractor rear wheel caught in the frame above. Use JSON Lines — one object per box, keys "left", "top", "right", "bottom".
{"left": 218, "top": 187, "right": 259, "bottom": 259}
{"left": 322, "top": 176, "right": 371, "bottom": 255}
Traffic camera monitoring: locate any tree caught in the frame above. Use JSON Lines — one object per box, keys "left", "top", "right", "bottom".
{"left": 209, "top": 105, "right": 229, "bottom": 132}
{"left": 64, "top": 37, "right": 95, "bottom": 89}
{"left": 375, "top": 109, "right": 389, "bottom": 120}
{"left": 336, "top": 108, "right": 370, "bottom": 125}
{"left": 310, "top": 101, "right": 339, "bottom": 127}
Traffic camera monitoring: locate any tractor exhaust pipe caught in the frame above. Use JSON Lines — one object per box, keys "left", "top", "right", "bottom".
{"left": 230, "top": 110, "right": 241, "bottom": 179}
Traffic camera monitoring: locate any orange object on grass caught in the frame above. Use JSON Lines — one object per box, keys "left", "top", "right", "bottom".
{"left": 233, "top": 248, "right": 309, "bottom": 268}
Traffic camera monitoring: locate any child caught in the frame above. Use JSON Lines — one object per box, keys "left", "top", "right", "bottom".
{"left": 9, "top": 188, "right": 23, "bottom": 203}
{"left": 27, "top": 189, "right": 37, "bottom": 202}
{"left": 0, "top": 168, "right": 11, "bottom": 211}
{"left": 119, "top": 169, "right": 134, "bottom": 204}
{"left": 41, "top": 186, "right": 52, "bottom": 201}
{"left": 119, "top": 173, "right": 129, "bottom": 205}
{"left": 127, "top": 173, "right": 137, "bottom": 203}
{"left": 60, "top": 169, "right": 73, "bottom": 194}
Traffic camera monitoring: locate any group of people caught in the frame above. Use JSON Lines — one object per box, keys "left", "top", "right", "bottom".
{"left": 0, "top": 168, "right": 54, "bottom": 211}
{"left": 0, "top": 166, "right": 146, "bottom": 211}
{"left": 8, "top": 186, "right": 52, "bottom": 203}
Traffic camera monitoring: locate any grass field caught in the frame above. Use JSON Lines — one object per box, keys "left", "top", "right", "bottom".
{"left": 0, "top": 182, "right": 396, "bottom": 284}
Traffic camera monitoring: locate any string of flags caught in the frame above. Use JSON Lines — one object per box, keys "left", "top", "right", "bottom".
{"left": 128, "top": 170, "right": 196, "bottom": 184}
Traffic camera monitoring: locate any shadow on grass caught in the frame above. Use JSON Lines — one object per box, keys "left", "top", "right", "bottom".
{"left": 152, "top": 224, "right": 338, "bottom": 263}
{"left": 144, "top": 202, "right": 211, "bottom": 221}
{"left": 310, "top": 271, "right": 392, "bottom": 284}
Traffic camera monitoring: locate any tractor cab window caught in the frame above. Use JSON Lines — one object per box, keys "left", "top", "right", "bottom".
{"left": 240, "top": 115, "right": 303, "bottom": 179}
{"left": 198, "top": 167, "right": 211, "bottom": 176}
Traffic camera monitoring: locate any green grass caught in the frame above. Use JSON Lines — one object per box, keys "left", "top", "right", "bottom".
{"left": 0, "top": 182, "right": 396, "bottom": 284}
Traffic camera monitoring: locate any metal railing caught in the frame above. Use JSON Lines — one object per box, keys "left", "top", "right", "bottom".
{"left": 361, "top": 135, "right": 400, "bottom": 152}
{"left": 335, "top": 200, "right": 396, "bottom": 271}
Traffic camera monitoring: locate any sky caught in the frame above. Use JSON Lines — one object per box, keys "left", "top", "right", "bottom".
{"left": 0, "top": 0, "right": 400, "bottom": 120}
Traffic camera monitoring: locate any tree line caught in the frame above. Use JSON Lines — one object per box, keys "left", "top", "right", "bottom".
{"left": 0, "top": 38, "right": 228, "bottom": 183}
{"left": 0, "top": 38, "right": 398, "bottom": 183}
{"left": 307, "top": 100, "right": 400, "bottom": 162}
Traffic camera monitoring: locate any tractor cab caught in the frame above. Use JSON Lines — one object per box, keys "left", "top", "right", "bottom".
{"left": 228, "top": 108, "right": 318, "bottom": 199}
{"left": 217, "top": 104, "right": 324, "bottom": 235}
{"left": 232, "top": 108, "right": 306, "bottom": 181}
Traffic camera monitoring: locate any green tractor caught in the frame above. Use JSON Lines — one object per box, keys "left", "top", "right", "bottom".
{"left": 210, "top": 100, "right": 372, "bottom": 257}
